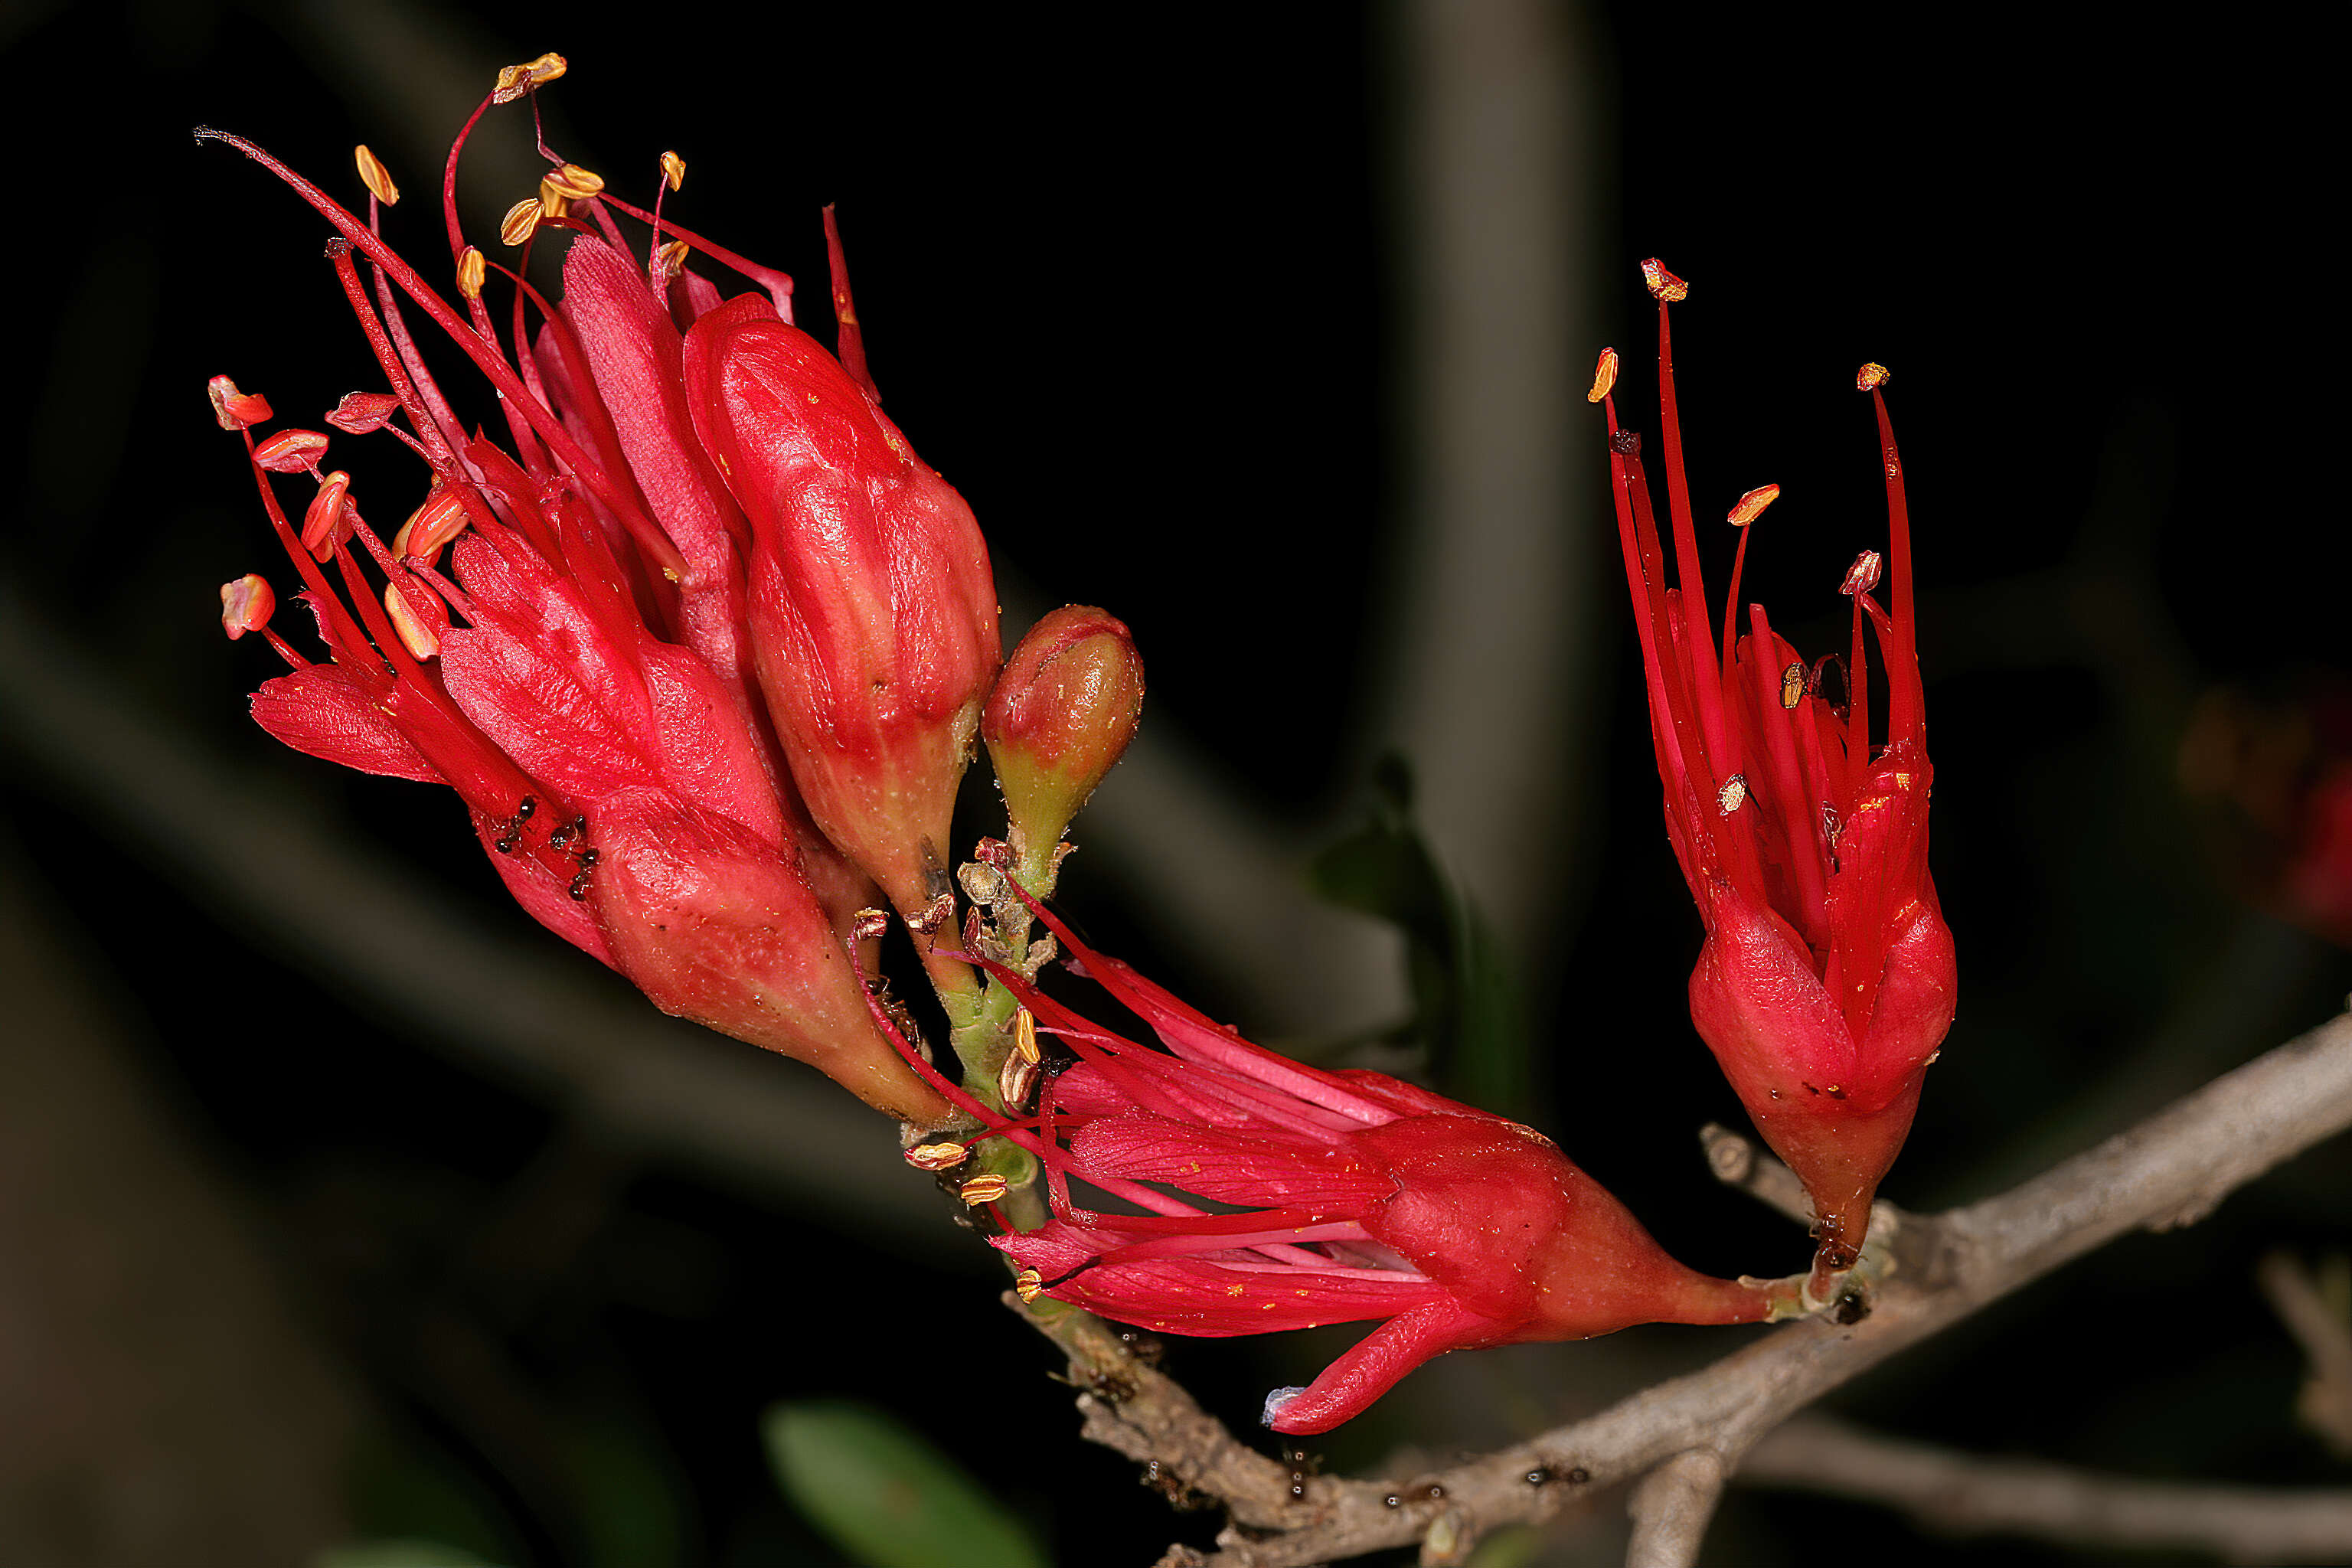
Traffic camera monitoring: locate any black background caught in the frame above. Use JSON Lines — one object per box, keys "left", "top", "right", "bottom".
{"left": 3, "top": 3, "right": 2346, "bottom": 1564}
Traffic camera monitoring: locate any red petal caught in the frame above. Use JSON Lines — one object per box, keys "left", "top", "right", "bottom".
{"left": 250, "top": 665, "right": 439, "bottom": 782}
{"left": 1263, "top": 1301, "right": 1497, "bottom": 1434}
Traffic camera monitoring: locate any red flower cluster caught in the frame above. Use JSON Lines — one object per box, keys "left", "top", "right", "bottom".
{"left": 875, "top": 901, "right": 1788, "bottom": 1435}
{"left": 202, "top": 62, "right": 1002, "bottom": 1124}
{"left": 1594, "top": 263, "right": 1955, "bottom": 1294}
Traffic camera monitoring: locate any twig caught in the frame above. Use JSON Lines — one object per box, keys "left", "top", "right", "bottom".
{"left": 1740, "top": 1414, "right": 2352, "bottom": 1564}
{"left": 2259, "top": 1251, "right": 2352, "bottom": 1458}
{"left": 1624, "top": 1450, "right": 1723, "bottom": 1568}
{"left": 1011, "top": 1011, "right": 2352, "bottom": 1566}
{"left": 1698, "top": 1121, "right": 1815, "bottom": 1227}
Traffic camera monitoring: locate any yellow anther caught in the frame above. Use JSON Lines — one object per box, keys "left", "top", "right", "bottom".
{"left": 354, "top": 144, "right": 400, "bottom": 205}
{"left": 1717, "top": 775, "right": 1748, "bottom": 814}
{"left": 543, "top": 162, "right": 605, "bottom": 201}
{"left": 1781, "top": 662, "right": 1805, "bottom": 710}
{"left": 537, "top": 177, "right": 571, "bottom": 220}
{"left": 492, "top": 51, "right": 567, "bottom": 104}
{"left": 456, "top": 247, "right": 486, "bottom": 301}
{"left": 1014, "top": 1007, "right": 1040, "bottom": 1065}
{"left": 959, "top": 1174, "right": 1011, "bottom": 1206}
{"left": 1640, "top": 258, "right": 1690, "bottom": 302}
{"left": 384, "top": 583, "right": 440, "bottom": 659}
{"left": 1857, "top": 361, "right": 1892, "bottom": 391}
{"left": 1727, "top": 482, "right": 1781, "bottom": 526}
{"left": 660, "top": 150, "right": 686, "bottom": 191}
{"left": 1014, "top": 1267, "right": 1045, "bottom": 1304}
{"left": 652, "top": 238, "right": 691, "bottom": 290}
{"left": 903, "top": 1142, "right": 970, "bottom": 1172}
{"left": 998, "top": 1052, "right": 1040, "bottom": 1112}
{"left": 1587, "top": 347, "right": 1619, "bottom": 404}
{"left": 501, "top": 198, "right": 544, "bottom": 247}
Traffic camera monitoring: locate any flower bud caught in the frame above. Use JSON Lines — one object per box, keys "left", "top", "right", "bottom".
{"left": 681, "top": 303, "right": 1000, "bottom": 916}
{"left": 585, "top": 789, "right": 951, "bottom": 1125}
{"left": 983, "top": 606, "right": 1144, "bottom": 867}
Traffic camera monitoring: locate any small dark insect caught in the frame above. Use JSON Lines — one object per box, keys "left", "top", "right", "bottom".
{"left": 1834, "top": 1289, "right": 1870, "bottom": 1325}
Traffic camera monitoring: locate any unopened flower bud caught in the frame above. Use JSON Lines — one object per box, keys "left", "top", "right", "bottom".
{"left": 683, "top": 308, "right": 1000, "bottom": 917}
{"left": 983, "top": 606, "right": 1145, "bottom": 868}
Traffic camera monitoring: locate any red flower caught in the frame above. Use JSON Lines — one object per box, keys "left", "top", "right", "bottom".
{"left": 870, "top": 902, "right": 1788, "bottom": 1435}
{"left": 1593, "top": 263, "right": 1955, "bottom": 1295}
{"left": 198, "top": 66, "right": 982, "bottom": 1125}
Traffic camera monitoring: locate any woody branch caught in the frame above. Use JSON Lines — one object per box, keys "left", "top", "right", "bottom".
{"left": 1016, "top": 1008, "right": 2352, "bottom": 1568}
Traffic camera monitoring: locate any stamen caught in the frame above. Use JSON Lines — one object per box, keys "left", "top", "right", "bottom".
{"left": 1717, "top": 775, "right": 1747, "bottom": 814}
{"left": 354, "top": 144, "right": 399, "bottom": 206}
{"left": 659, "top": 150, "right": 685, "bottom": 191}
{"left": 499, "top": 198, "right": 542, "bottom": 248}
{"left": 959, "top": 1174, "right": 1011, "bottom": 1206}
{"left": 301, "top": 471, "right": 354, "bottom": 560}
{"left": 1718, "top": 484, "right": 1778, "bottom": 689}
{"left": 394, "top": 489, "right": 471, "bottom": 561}
{"left": 1015, "top": 1007, "right": 1041, "bottom": 1064}
{"left": 207, "top": 375, "right": 272, "bottom": 431}
{"left": 218, "top": 574, "right": 275, "bottom": 639}
{"left": 1840, "top": 550, "right": 1883, "bottom": 597}
{"left": 541, "top": 162, "right": 604, "bottom": 200}
{"left": 651, "top": 238, "right": 689, "bottom": 292}
{"left": 1781, "top": 661, "right": 1805, "bottom": 710}
{"left": 253, "top": 428, "right": 329, "bottom": 473}
{"left": 905, "top": 1142, "right": 969, "bottom": 1171}
{"left": 1641, "top": 258, "right": 1690, "bottom": 302}
{"left": 1587, "top": 346, "right": 1619, "bottom": 403}
{"left": 492, "top": 51, "right": 567, "bottom": 106}
{"left": 535, "top": 177, "right": 571, "bottom": 222}
{"left": 326, "top": 391, "right": 402, "bottom": 434}
{"left": 383, "top": 580, "right": 442, "bottom": 658}
{"left": 1727, "top": 483, "right": 1780, "bottom": 526}
{"left": 456, "top": 246, "right": 485, "bottom": 300}
{"left": 1864, "top": 365, "right": 1922, "bottom": 748}
{"left": 822, "top": 205, "right": 878, "bottom": 403}
{"left": 1014, "top": 1267, "right": 1045, "bottom": 1304}
{"left": 998, "top": 1051, "right": 1040, "bottom": 1110}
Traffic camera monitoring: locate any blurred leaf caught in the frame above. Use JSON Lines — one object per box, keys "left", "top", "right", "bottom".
{"left": 555, "top": 1413, "right": 687, "bottom": 1568}
{"left": 1464, "top": 1524, "right": 1544, "bottom": 1568}
{"left": 345, "top": 1429, "right": 518, "bottom": 1568}
{"left": 1308, "top": 753, "right": 1530, "bottom": 1113}
{"left": 317, "top": 1543, "right": 505, "bottom": 1568}
{"left": 763, "top": 1400, "right": 1048, "bottom": 1568}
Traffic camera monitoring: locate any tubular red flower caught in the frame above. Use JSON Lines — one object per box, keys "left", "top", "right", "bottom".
{"left": 1598, "top": 268, "right": 1955, "bottom": 1289}
{"left": 863, "top": 901, "right": 1784, "bottom": 1434}
{"left": 201, "top": 82, "right": 963, "bottom": 1125}
{"left": 682, "top": 282, "right": 1001, "bottom": 922}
